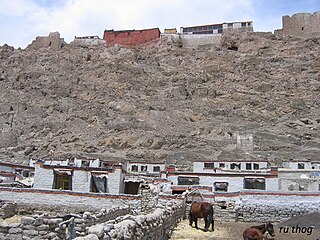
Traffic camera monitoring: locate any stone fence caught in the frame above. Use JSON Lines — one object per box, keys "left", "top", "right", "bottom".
{"left": 79, "top": 200, "right": 184, "bottom": 240}
{"left": 0, "top": 187, "right": 140, "bottom": 212}
{"left": 236, "top": 192, "right": 320, "bottom": 222}
{"left": 0, "top": 205, "right": 130, "bottom": 239}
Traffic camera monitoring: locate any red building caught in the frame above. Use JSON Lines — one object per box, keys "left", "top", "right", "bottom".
{"left": 103, "top": 28, "right": 160, "bottom": 47}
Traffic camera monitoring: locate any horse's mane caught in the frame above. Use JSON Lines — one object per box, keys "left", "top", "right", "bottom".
{"left": 250, "top": 224, "right": 267, "bottom": 231}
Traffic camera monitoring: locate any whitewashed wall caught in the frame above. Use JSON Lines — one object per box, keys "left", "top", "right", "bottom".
{"left": 193, "top": 161, "right": 269, "bottom": 172}
{"left": 33, "top": 164, "right": 54, "bottom": 189}
{"left": 73, "top": 170, "right": 91, "bottom": 192}
{"left": 167, "top": 175, "right": 278, "bottom": 192}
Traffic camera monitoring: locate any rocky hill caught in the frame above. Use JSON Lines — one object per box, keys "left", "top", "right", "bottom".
{"left": 0, "top": 32, "right": 319, "bottom": 166}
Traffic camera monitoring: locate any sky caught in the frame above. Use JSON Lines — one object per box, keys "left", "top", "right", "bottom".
{"left": 0, "top": 0, "right": 319, "bottom": 48}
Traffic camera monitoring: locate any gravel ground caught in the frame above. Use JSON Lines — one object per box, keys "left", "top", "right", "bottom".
{"left": 171, "top": 216, "right": 320, "bottom": 240}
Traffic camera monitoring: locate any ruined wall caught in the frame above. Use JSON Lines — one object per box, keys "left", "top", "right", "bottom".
{"left": 282, "top": 12, "right": 320, "bottom": 38}
{"left": 103, "top": 28, "right": 160, "bottom": 46}
{"left": 27, "top": 32, "right": 64, "bottom": 50}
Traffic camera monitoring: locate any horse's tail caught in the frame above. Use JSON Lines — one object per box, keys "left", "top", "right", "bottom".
{"left": 207, "top": 204, "right": 214, "bottom": 231}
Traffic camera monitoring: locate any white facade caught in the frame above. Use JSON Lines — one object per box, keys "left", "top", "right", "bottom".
{"left": 33, "top": 162, "right": 124, "bottom": 194}
{"left": 33, "top": 164, "right": 55, "bottom": 189}
{"left": 126, "top": 162, "right": 165, "bottom": 174}
{"left": 30, "top": 158, "right": 101, "bottom": 168}
{"left": 282, "top": 161, "right": 313, "bottom": 169}
{"left": 167, "top": 174, "right": 278, "bottom": 192}
{"left": 193, "top": 161, "right": 269, "bottom": 172}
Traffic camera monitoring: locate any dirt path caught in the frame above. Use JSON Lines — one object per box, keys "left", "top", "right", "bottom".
{"left": 171, "top": 219, "right": 320, "bottom": 240}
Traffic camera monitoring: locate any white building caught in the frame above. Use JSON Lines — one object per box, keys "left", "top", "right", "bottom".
{"left": 193, "top": 160, "right": 270, "bottom": 173}
{"left": 282, "top": 159, "right": 320, "bottom": 170}
{"left": 180, "top": 21, "right": 253, "bottom": 35}
{"left": 278, "top": 168, "right": 320, "bottom": 192}
{"left": 165, "top": 171, "right": 278, "bottom": 194}
{"left": 126, "top": 161, "right": 166, "bottom": 175}
{"left": 33, "top": 161, "right": 125, "bottom": 194}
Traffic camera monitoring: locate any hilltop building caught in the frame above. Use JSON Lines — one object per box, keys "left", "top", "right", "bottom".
{"left": 103, "top": 28, "right": 161, "bottom": 47}
{"left": 282, "top": 12, "right": 320, "bottom": 38}
{"left": 180, "top": 21, "right": 253, "bottom": 35}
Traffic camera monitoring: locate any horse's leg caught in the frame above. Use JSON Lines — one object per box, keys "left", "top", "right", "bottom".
{"left": 195, "top": 218, "right": 198, "bottom": 229}
{"left": 204, "top": 216, "right": 208, "bottom": 231}
{"left": 212, "top": 218, "right": 214, "bottom": 231}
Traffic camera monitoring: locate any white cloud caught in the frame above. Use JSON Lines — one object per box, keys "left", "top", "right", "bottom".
{"left": 0, "top": 0, "right": 256, "bottom": 48}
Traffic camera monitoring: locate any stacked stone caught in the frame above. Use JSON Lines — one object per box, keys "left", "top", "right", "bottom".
{"left": 0, "top": 201, "right": 16, "bottom": 219}
{"left": 214, "top": 208, "right": 237, "bottom": 222}
{"left": 140, "top": 189, "right": 159, "bottom": 213}
{"left": 81, "top": 200, "right": 184, "bottom": 240}
{"left": 0, "top": 216, "right": 65, "bottom": 240}
{"left": 237, "top": 200, "right": 320, "bottom": 222}
{"left": 0, "top": 205, "right": 130, "bottom": 239}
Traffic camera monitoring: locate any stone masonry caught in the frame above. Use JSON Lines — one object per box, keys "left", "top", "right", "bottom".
{"left": 282, "top": 12, "right": 320, "bottom": 38}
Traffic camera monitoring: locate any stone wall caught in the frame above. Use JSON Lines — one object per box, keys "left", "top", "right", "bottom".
{"left": 236, "top": 192, "right": 320, "bottom": 222}
{"left": 282, "top": 12, "right": 320, "bottom": 38}
{"left": 160, "top": 34, "right": 221, "bottom": 48}
{"left": 82, "top": 200, "right": 184, "bottom": 240}
{"left": 27, "top": 32, "right": 65, "bottom": 50}
{"left": 0, "top": 188, "right": 138, "bottom": 211}
{"left": 0, "top": 205, "right": 130, "bottom": 239}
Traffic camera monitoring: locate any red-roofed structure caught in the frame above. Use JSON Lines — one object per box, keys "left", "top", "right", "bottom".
{"left": 103, "top": 28, "right": 160, "bottom": 46}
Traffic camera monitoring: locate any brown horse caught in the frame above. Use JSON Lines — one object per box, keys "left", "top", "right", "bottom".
{"left": 188, "top": 202, "right": 214, "bottom": 232}
{"left": 243, "top": 222, "right": 275, "bottom": 240}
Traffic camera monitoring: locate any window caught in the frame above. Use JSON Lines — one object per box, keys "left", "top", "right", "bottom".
{"left": 253, "top": 163, "right": 259, "bottom": 170}
{"left": 54, "top": 171, "right": 72, "bottom": 190}
{"left": 141, "top": 165, "right": 147, "bottom": 172}
{"left": 214, "top": 182, "right": 228, "bottom": 192}
{"left": 218, "top": 29, "right": 223, "bottom": 34}
{"left": 298, "top": 163, "right": 305, "bottom": 169}
{"left": 244, "top": 178, "right": 265, "bottom": 190}
{"left": 131, "top": 165, "right": 138, "bottom": 172}
{"left": 231, "top": 163, "right": 241, "bottom": 170}
{"left": 248, "top": 22, "right": 251, "bottom": 26}
{"left": 219, "top": 163, "right": 225, "bottom": 168}
{"left": 228, "top": 23, "right": 233, "bottom": 27}
{"left": 91, "top": 174, "right": 107, "bottom": 193}
{"left": 81, "top": 161, "right": 89, "bottom": 167}
{"left": 178, "top": 176, "right": 199, "bottom": 185}
{"left": 241, "top": 22, "right": 246, "bottom": 27}
{"left": 153, "top": 166, "right": 160, "bottom": 172}
{"left": 246, "top": 163, "right": 252, "bottom": 170}
{"left": 204, "top": 162, "right": 215, "bottom": 169}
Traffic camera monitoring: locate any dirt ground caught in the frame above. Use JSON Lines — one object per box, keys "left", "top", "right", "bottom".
{"left": 171, "top": 218, "right": 320, "bottom": 240}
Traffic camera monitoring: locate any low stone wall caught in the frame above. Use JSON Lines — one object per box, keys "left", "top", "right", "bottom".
{"left": 236, "top": 192, "right": 320, "bottom": 222}
{"left": 0, "top": 206, "right": 130, "bottom": 239}
{"left": 82, "top": 200, "right": 184, "bottom": 240}
{"left": 0, "top": 201, "right": 16, "bottom": 219}
{"left": 0, "top": 187, "right": 139, "bottom": 212}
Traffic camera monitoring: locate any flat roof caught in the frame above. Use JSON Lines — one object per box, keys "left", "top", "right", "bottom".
{"left": 181, "top": 21, "right": 253, "bottom": 29}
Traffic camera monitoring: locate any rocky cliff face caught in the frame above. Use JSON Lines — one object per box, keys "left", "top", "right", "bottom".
{"left": 0, "top": 32, "right": 319, "bottom": 165}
